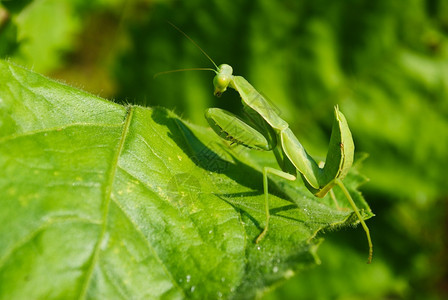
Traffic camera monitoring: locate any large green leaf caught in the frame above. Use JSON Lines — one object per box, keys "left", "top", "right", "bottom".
{"left": 0, "top": 59, "right": 372, "bottom": 299}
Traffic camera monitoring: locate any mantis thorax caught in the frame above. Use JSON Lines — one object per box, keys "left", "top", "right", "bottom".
{"left": 213, "top": 64, "right": 233, "bottom": 97}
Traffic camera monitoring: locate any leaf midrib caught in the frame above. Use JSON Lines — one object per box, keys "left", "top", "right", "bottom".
{"left": 78, "top": 106, "right": 134, "bottom": 299}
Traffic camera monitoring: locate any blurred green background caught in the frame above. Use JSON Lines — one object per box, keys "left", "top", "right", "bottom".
{"left": 1, "top": 0, "right": 447, "bottom": 299}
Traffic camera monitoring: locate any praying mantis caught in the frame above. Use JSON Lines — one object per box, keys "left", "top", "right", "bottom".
{"left": 159, "top": 23, "right": 373, "bottom": 264}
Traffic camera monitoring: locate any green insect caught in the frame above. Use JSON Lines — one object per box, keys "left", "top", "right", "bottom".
{"left": 159, "top": 23, "right": 373, "bottom": 264}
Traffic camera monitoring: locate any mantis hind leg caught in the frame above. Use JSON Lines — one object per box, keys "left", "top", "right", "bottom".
{"left": 329, "top": 189, "right": 342, "bottom": 210}
{"left": 335, "top": 179, "right": 373, "bottom": 264}
{"left": 255, "top": 167, "right": 296, "bottom": 243}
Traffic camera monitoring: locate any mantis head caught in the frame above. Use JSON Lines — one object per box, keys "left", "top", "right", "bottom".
{"left": 163, "top": 23, "right": 233, "bottom": 97}
{"left": 213, "top": 64, "right": 233, "bottom": 97}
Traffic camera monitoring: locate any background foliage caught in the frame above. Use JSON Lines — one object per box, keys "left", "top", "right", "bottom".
{"left": 1, "top": 0, "right": 447, "bottom": 299}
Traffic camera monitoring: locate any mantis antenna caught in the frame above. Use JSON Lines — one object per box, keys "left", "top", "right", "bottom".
{"left": 153, "top": 22, "right": 220, "bottom": 78}
{"left": 167, "top": 21, "right": 219, "bottom": 69}
{"left": 154, "top": 68, "right": 217, "bottom": 78}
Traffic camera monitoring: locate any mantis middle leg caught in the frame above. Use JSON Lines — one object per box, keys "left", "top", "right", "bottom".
{"left": 256, "top": 167, "right": 296, "bottom": 243}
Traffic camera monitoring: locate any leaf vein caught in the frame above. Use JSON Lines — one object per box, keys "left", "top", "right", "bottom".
{"left": 0, "top": 217, "right": 102, "bottom": 269}
{"left": 78, "top": 106, "right": 133, "bottom": 299}
{"left": 0, "top": 123, "right": 122, "bottom": 144}
{"left": 108, "top": 194, "right": 186, "bottom": 297}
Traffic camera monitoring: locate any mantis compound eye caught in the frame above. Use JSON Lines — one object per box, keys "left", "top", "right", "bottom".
{"left": 213, "top": 74, "right": 231, "bottom": 97}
